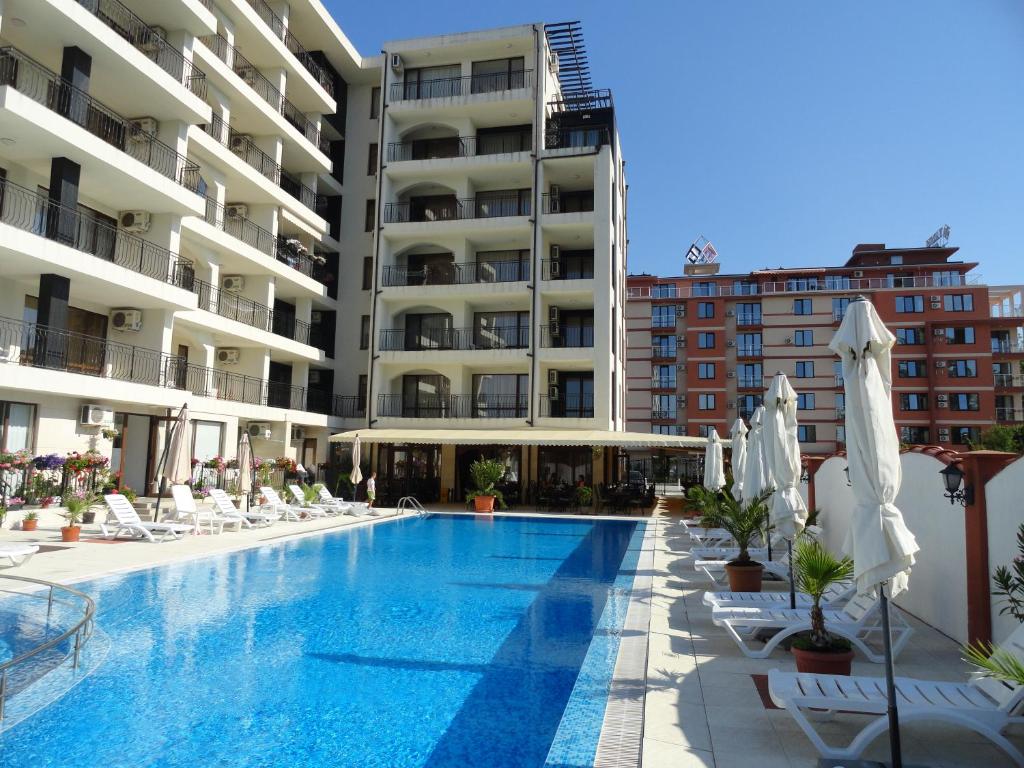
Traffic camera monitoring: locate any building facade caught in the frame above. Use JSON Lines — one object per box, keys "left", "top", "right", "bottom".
{"left": 626, "top": 243, "right": 1012, "bottom": 453}
{"left": 0, "top": 6, "right": 627, "bottom": 500}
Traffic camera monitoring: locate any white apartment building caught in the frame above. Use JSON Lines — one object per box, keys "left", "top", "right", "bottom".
{"left": 0, "top": 5, "right": 627, "bottom": 501}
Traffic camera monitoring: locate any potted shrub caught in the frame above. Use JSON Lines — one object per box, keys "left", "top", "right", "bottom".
{"left": 465, "top": 457, "right": 506, "bottom": 513}
{"left": 21, "top": 510, "right": 38, "bottom": 532}
{"left": 700, "top": 488, "right": 771, "bottom": 592}
{"left": 576, "top": 485, "right": 594, "bottom": 509}
{"left": 790, "top": 539, "right": 856, "bottom": 675}
{"left": 6, "top": 496, "right": 25, "bottom": 511}
{"left": 62, "top": 491, "right": 97, "bottom": 542}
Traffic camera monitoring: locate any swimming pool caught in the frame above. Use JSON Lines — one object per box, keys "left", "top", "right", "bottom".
{"left": 0, "top": 514, "right": 645, "bottom": 767}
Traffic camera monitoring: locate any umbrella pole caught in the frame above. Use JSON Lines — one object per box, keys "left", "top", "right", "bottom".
{"left": 787, "top": 538, "right": 796, "bottom": 609}
{"left": 152, "top": 413, "right": 180, "bottom": 521}
{"left": 880, "top": 583, "right": 903, "bottom": 768}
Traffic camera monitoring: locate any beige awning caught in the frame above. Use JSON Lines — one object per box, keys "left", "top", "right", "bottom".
{"left": 329, "top": 428, "right": 706, "bottom": 449}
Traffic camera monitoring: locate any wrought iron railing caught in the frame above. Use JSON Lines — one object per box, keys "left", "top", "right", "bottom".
{"left": 542, "top": 193, "right": 594, "bottom": 214}
{"left": 376, "top": 394, "right": 527, "bottom": 419}
{"left": 540, "top": 393, "right": 594, "bottom": 418}
{"left": 202, "top": 196, "right": 276, "bottom": 257}
{"left": 280, "top": 171, "right": 327, "bottom": 217}
{"left": 0, "top": 179, "right": 192, "bottom": 288}
{"left": 239, "top": 0, "right": 334, "bottom": 97}
{"left": 379, "top": 325, "right": 529, "bottom": 351}
{"left": 381, "top": 260, "right": 528, "bottom": 286}
{"left": 201, "top": 114, "right": 280, "bottom": 183}
{"left": 385, "top": 134, "right": 531, "bottom": 161}
{"left": 75, "top": 0, "right": 207, "bottom": 98}
{"left": 0, "top": 46, "right": 200, "bottom": 191}
{"left": 383, "top": 194, "right": 530, "bottom": 223}
{"left": 541, "top": 257, "right": 594, "bottom": 280}
{"left": 540, "top": 324, "right": 594, "bottom": 348}
{"left": 651, "top": 345, "right": 676, "bottom": 359}
{"left": 389, "top": 70, "right": 532, "bottom": 101}
{"left": 191, "top": 278, "right": 310, "bottom": 344}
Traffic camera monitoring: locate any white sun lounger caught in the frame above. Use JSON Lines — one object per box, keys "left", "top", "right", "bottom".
{"left": 711, "top": 593, "right": 913, "bottom": 663}
{"left": 768, "top": 622, "right": 1024, "bottom": 764}
{"left": 0, "top": 542, "right": 39, "bottom": 567}
{"left": 686, "top": 526, "right": 735, "bottom": 546}
{"left": 208, "top": 489, "right": 275, "bottom": 528}
{"left": 286, "top": 485, "right": 333, "bottom": 517}
{"left": 260, "top": 487, "right": 315, "bottom": 521}
{"left": 316, "top": 486, "right": 356, "bottom": 514}
{"left": 703, "top": 581, "right": 856, "bottom": 609}
{"left": 168, "top": 485, "right": 240, "bottom": 534}
{"left": 101, "top": 494, "right": 194, "bottom": 542}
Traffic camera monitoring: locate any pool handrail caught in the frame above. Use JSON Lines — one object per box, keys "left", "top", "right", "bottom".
{"left": 0, "top": 573, "right": 96, "bottom": 719}
{"left": 397, "top": 496, "right": 427, "bottom": 516}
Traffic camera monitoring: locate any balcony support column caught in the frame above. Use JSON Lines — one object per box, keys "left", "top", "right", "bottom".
{"left": 46, "top": 157, "right": 81, "bottom": 245}
{"left": 58, "top": 46, "right": 92, "bottom": 124}
{"left": 35, "top": 274, "right": 70, "bottom": 368}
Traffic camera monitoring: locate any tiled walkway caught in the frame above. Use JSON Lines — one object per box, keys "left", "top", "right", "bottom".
{"left": 642, "top": 515, "right": 1024, "bottom": 767}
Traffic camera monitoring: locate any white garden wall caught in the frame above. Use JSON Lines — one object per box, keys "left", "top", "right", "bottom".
{"left": 984, "top": 456, "right": 1024, "bottom": 644}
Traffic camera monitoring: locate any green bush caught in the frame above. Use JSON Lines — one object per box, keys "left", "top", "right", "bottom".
{"left": 465, "top": 457, "right": 506, "bottom": 509}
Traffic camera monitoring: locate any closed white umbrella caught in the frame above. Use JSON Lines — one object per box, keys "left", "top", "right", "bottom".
{"left": 702, "top": 428, "right": 725, "bottom": 492}
{"left": 729, "top": 418, "right": 748, "bottom": 500}
{"left": 829, "top": 295, "right": 919, "bottom": 768}
{"left": 741, "top": 406, "right": 771, "bottom": 504}
{"left": 237, "top": 431, "right": 253, "bottom": 513}
{"left": 155, "top": 403, "right": 191, "bottom": 519}
{"left": 349, "top": 434, "right": 363, "bottom": 490}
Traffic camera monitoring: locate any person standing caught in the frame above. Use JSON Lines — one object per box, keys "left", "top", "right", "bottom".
{"left": 366, "top": 471, "right": 377, "bottom": 508}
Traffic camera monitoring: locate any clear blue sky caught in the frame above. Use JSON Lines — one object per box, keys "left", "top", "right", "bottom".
{"left": 324, "top": 0, "right": 1024, "bottom": 284}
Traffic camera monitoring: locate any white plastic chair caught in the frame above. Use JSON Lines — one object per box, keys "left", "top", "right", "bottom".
{"left": 101, "top": 494, "right": 194, "bottom": 542}
{"left": 208, "top": 489, "right": 273, "bottom": 528}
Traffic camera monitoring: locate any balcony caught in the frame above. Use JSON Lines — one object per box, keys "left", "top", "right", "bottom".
{"left": 383, "top": 195, "right": 530, "bottom": 223}
{"left": 0, "top": 317, "right": 341, "bottom": 415}
{"left": 379, "top": 326, "right": 529, "bottom": 352}
{"left": 995, "top": 373, "right": 1024, "bottom": 388}
{"left": 836, "top": 407, "right": 846, "bottom": 420}
{"left": 388, "top": 70, "right": 533, "bottom": 102}
{"left": 651, "top": 317, "right": 677, "bottom": 329}
{"left": 540, "top": 325, "right": 594, "bottom": 348}
{"left": 377, "top": 394, "right": 528, "bottom": 419}
{"left": 0, "top": 46, "right": 200, "bottom": 192}
{"left": 541, "top": 255, "right": 594, "bottom": 280}
{"left": 736, "top": 313, "right": 762, "bottom": 327}
{"left": 544, "top": 126, "right": 609, "bottom": 151}
{"left": 540, "top": 393, "right": 594, "bottom": 418}
{"left": 996, "top": 407, "right": 1023, "bottom": 422}
{"left": 190, "top": 279, "right": 310, "bottom": 344}
{"left": 736, "top": 345, "right": 763, "bottom": 358}
{"left": 0, "top": 178, "right": 191, "bottom": 288}
{"left": 542, "top": 192, "right": 594, "bottom": 214}
{"left": 201, "top": 115, "right": 279, "bottom": 183}
{"left": 202, "top": 197, "right": 275, "bottom": 257}
{"left": 386, "top": 134, "right": 530, "bottom": 162}
{"left": 304, "top": 392, "right": 365, "bottom": 419}
{"left": 833, "top": 308, "right": 847, "bottom": 323}
{"left": 835, "top": 374, "right": 845, "bottom": 387}
{"left": 992, "top": 340, "right": 1024, "bottom": 354}
{"left": 381, "top": 260, "right": 529, "bottom": 287}
{"left": 198, "top": 35, "right": 327, "bottom": 154}
{"left": 651, "top": 377, "right": 676, "bottom": 390}
{"left": 651, "top": 410, "right": 677, "bottom": 421}
{"left": 737, "top": 376, "right": 763, "bottom": 389}
{"left": 279, "top": 171, "right": 327, "bottom": 218}
{"left": 651, "top": 345, "right": 677, "bottom": 360}
{"left": 77, "top": 0, "right": 207, "bottom": 98}
{"left": 239, "top": 0, "right": 334, "bottom": 97}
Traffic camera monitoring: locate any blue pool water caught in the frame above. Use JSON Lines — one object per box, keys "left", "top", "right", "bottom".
{"left": 0, "top": 514, "right": 643, "bottom": 767}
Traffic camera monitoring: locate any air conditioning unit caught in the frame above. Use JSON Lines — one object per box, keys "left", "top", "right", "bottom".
{"left": 853, "top": 270, "right": 864, "bottom": 278}
{"left": 930, "top": 300, "right": 942, "bottom": 309}
{"left": 938, "top": 428, "right": 950, "bottom": 441}
{"left": 676, "top": 395, "right": 687, "bottom": 406}
{"left": 784, "top": 336, "right": 794, "bottom": 345}
{"left": 221, "top": 275, "right": 245, "bottom": 292}
{"left": 727, "top": 371, "right": 736, "bottom": 378}
{"left": 930, "top": 296, "right": 941, "bottom": 302}
{"left": 678, "top": 339, "right": 687, "bottom": 348}
{"left": 238, "top": 66, "right": 259, "bottom": 86}
{"left": 308, "top": 370, "right": 323, "bottom": 385}
{"left": 118, "top": 210, "right": 151, "bottom": 233}
{"left": 390, "top": 53, "right": 404, "bottom": 73}
{"left": 139, "top": 26, "right": 166, "bottom": 53}
{"left": 229, "top": 134, "right": 252, "bottom": 155}
{"left": 933, "top": 327, "right": 946, "bottom": 336}
{"left": 290, "top": 426, "right": 305, "bottom": 441}
{"left": 728, "top": 401, "right": 736, "bottom": 409}
{"left": 676, "top": 364, "right": 685, "bottom": 372}
{"left": 675, "top": 307, "right": 686, "bottom": 317}
{"left": 217, "top": 347, "right": 241, "bottom": 364}
{"left": 937, "top": 394, "right": 949, "bottom": 406}
{"left": 935, "top": 360, "right": 947, "bottom": 368}
{"left": 548, "top": 384, "right": 560, "bottom": 401}
{"left": 129, "top": 117, "right": 157, "bottom": 139}
{"left": 79, "top": 404, "right": 112, "bottom": 427}
{"left": 547, "top": 50, "right": 559, "bottom": 74}
{"left": 549, "top": 306, "right": 560, "bottom": 325}
{"left": 548, "top": 369, "right": 559, "bottom": 385}
{"left": 726, "top": 309, "right": 736, "bottom": 317}
{"left": 247, "top": 422, "right": 272, "bottom": 439}
{"left": 547, "top": 190, "right": 561, "bottom": 213}
{"left": 110, "top": 308, "right": 143, "bottom": 331}
{"left": 726, "top": 340, "right": 736, "bottom": 347}
{"left": 311, "top": 311, "right": 323, "bottom": 324}
{"left": 675, "top": 335, "right": 685, "bottom": 343}
{"left": 225, "top": 204, "right": 248, "bottom": 219}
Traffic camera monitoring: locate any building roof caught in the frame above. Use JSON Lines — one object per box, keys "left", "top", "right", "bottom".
{"left": 330, "top": 428, "right": 706, "bottom": 449}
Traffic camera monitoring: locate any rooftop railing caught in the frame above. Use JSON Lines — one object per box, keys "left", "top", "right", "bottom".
{"left": 390, "top": 70, "right": 533, "bottom": 101}
{"left": 191, "top": 278, "right": 310, "bottom": 344}
{"left": 239, "top": 0, "right": 334, "bottom": 97}
{"left": 379, "top": 326, "right": 529, "bottom": 352}
{"left": 76, "top": 0, "right": 207, "bottom": 98}
{"left": 381, "top": 260, "right": 529, "bottom": 287}
{"left": 0, "top": 178, "right": 192, "bottom": 289}
{"left": 0, "top": 46, "right": 200, "bottom": 191}
{"left": 383, "top": 194, "right": 530, "bottom": 223}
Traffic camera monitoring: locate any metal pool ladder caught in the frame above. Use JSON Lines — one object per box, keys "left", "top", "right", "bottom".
{"left": 0, "top": 574, "right": 96, "bottom": 720}
{"left": 397, "top": 496, "right": 428, "bottom": 517}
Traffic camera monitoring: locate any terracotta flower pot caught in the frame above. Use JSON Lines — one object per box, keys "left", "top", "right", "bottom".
{"left": 792, "top": 645, "right": 855, "bottom": 675}
{"left": 22, "top": 519, "right": 38, "bottom": 532}
{"left": 473, "top": 495, "right": 495, "bottom": 513}
{"left": 724, "top": 561, "right": 764, "bottom": 592}
{"left": 61, "top": 525, "right": 81, "bottom": 542}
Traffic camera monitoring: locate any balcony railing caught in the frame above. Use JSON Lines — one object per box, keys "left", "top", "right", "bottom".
{"left": 737, "top": 376, "right": 763, "bottom": 389}
{"left": 239, "top": 0, "right": 334, "bottom": 97}
{"left": 197, "top": 35, "right": 327, "bottom": 153}
{"left": 540, "top": 393, "right": 594, "bottom": 418}
{"left": 383, "top": 195, "right": 530, "bottom": 223}
{"left": 201, "top": 114, "right": 280, "bottom": 183}
{"left": 835, "top": 374, "right": 845, "bottom": 386}
{"left": 379, "top": 326, "right": 529, "bottom": 352}
{"left": 0, "top": 46, "right": 200, "bottom": 191}
{"left": 626, "top": 273, "right": 978, "bottom": 299}
{"left": 541, "top": 257, "right": 594, "bottom": 280}
{"left": 376, "top": 394, "right": 527, "bottom": 419}
{"left": 833, "top": 308, "right": 847, "bottom": 322}
{"left": 386, "top": 134, "right": 531, "bottom": 162}
{"left": 651, "top": 410, "right": 676, "bottom": 421}
{"left": 736, "top": 313, "right": 762, "bottom": 326}
{"left": 736, "top": 345, "right": 763, "bottom": 357}
{"left": 541, "top": 193, "right": 594, "bottom": 214}
{"left": 389, "top": 70, "right": 533, "bottom": 102}
{"left": 651, "top": 346, "right": 677, "bottom": 359}
{"left": 191, "top": 278, "right": 310, "bottom": 344}
{"left": 835, "top": 407, "right": 846, "bottom": 420}
{"left": 280, "top": 171, "right": 328, "bottom": 217}
{"left": 76, "top": 0, "right": 207, "bottom": 98}
{"left": 995, "top": 373, "right": 1024, "bottom": 388}
{"left": 202, "top": 197, "right": 275, "bottom": 257}
{"left": 0, "top": 179, "right": 191, "bottom": 288}
{"left": 996, "top": 407, "right": 1023, "bottom": 422}
{"left": 651, "top": 377, "right": 676, "bottom": 390}
{"left": 544, "top": 126, "right": 609, "bottom": 151}
{"left": 992, "top": 341, "right": 1024, "bottom": 354}
{"left": 381, "top": 260, "right": 529, "bottom": 287}
{"left": 540, "top": 324, "right": 594, "bottom": 348}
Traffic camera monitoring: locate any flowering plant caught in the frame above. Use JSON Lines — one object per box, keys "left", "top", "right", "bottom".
{"left": 225, "top": 457, "right": 239, "bottom": 470}
{"left": 0, "top": 450, "right": 32, "bottom": 470}
{"left": 275, "top": 456, "right": 297, "bottom": 473}
{"left": 204, "top": 455, "right": 227, "bottom": 472}
{"left": 40, "top": 495, "right": 55, "bottom": 508}
{"left": 191, "top": 457, "right": 201, "bottom": 467}
{"left": 120, "top": 486, "right": 138, "bottom": 503}
{"left": 62, "top": 490, "right": 98, "bottom": 525}
{"left": 7, "top": 497, "right": 25, "bottom": 507}
{"left": 101, "top": 427, "right": 120, "bottom": 441}
{"left": 33, "top": 453, "right": 65, "bottom": 471}
{"left": 65, "top": 451, "right": 109, "bottom": 474}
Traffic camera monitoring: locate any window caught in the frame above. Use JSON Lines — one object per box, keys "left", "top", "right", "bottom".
{"left": 369, "top": 86, "right": 380, "bottom": 118}
{"left": 836, "top": 425, "right": 846, "bottom": 443}
{"left": 738, "top": 363, "right": 762, "bottom": 387}
{"left": 471, "top": 373, "right": 529, "bottom": 417}
{"left": 944, "top": 294, "right": 974, "bottom": 312}
{"left": 951, "top": 426, "right": 981, "bottom": 445}
{"left": 474, "top": 310, "right": 529, "bottom": 349}
{"left": 736, "top": 302, "right": 761, "bottom": 325}
{"left": 900, "top": 426, "right": 930, "bottom": 444}
{"left": 832, "top": 297, "right": 852, "bottom": 319}
{"left": 793, "top": 298, "right": 812, "bottom": 315}
{"left": 738, "top": 394, "right": 762, "bottom": 420}
{"left": 358, "top": 375, "right": 368, "bottom": 411}
{"left": 653, "top": 335, "right": 676, "bottom": 356}
{"left": 653, "top": 365, "right": 676, "bottom": 388}
{"left": 797, "top": 425, "right": 817, "bottom": 443}
{"left": 794, "top": 330, "right": 813, "bottom": 346}
{"left": 797, "top": 393, "right": 816, "bottom": 410}
{"left": 651, "top": 284, "right": 677, "bottom": 299}
{"left": 367, "top": 143, "right": 378, "bottom": 175}
{"left": 825, "top": 275, "right": 850, "bottom": 291}
{"left": 0, "top": 401, "right": 35, "bottom": 451}
{"left": 949, "top": 393, "right": 980, "bottom": 411}
{"left": 697, "top": 301, "right": 715, "bottom": 319}
{"left": 899, "top": 393, "right": 928, "bottom": 411}
{"left": 362, "top": 256, "right": 373, "bottom": 290}
{"left": 795, "top": 361, "right": 815, "bottom": 378}
{"left": 733, "top": 281, "right": 758, "bottom": 296}
{"left": 698, "top": 362, "right": 716, "bottom": 379}
{"left": 191, "top": 420, "right": 224, "bottom": 462}
{"left": 359, "top": 315, "right": 370, "bottom": 349}
{"left": 836, "top": 393, "right": 845, "bottom": 414}
{"left": 471, "top": 56, "right": 526, "bottom": 93}
{"left": 651, "top": 305, "right": 676, "bottom": 328}
{"left": 651, "top": 394, "right": 675, "bottom": 420}
{"left": 948, "top": 360, "right": 977, "bottom": 378}
{"left": 697, "top": 332, "right": 715, "bottom": 349}
{"left": 698, "top": 424, "right": 715, "bottom": 438}
{"left": 933, "top": 270, "right": 961, "bottom": 287}
{"left": 895, "top": 295, "right": 924, "bottom": 313}
{"left": 364, "top": 199, "right": 375, "bottom": 232}
{"left": 890, "top": 255, "right": 903, "bottom": 265}
{"left": 698, "top": 393, "right": 716, "bottom": 410}
{"left": 786, "top": 278, "right": 818, "bottom": 292}
{"left": 943, "top": 327, "right": 976, "bottom": 344}
{"left": 738, "top": 333, "right": 762, "bottom": 356}
{"left": 692, "top": 282, "right": 715, "bottom": 297}
{"left": 895, "top": 327, "right": 924, "bottom": 345}
{"left": 897, "top": 360, "right": 926, "bottom": 377}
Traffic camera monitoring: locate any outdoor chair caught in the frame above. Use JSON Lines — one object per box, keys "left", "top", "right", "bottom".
{"left": 0, "top": 543, "right": 38, "bottom": 568}
{"left": 101, "top": 494, "right": 194, "bottom": 542}
{"left": 208, "top": 489, "right": 275, "bottom": 528}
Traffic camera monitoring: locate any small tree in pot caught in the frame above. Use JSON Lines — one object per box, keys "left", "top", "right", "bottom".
{"left": 700, "top": 488, "right": 771, "bottom": 592}
{"left": 465, "top": 457, "right": 506, "bottom": 513}
{"left": 791, "top": 539, "right": 856, "bottom": 674}
{"left": 61, "top": 491, "right": 98, "bottom": 542}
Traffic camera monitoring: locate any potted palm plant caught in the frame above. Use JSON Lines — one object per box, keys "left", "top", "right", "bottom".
{"left": 700, "top": 488, "right": 771, "bottom": 592}
{"left": 61, "top": 490, "right": 97, "bottom": 542}
{"left": 21, "top": 510, "right": 38, "bottom": 531}
{"left": 790, "top": 539, "right": 856, "bottom": 674}
{"left": 465, "top": 457, "right": 506, "bottom": 513}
